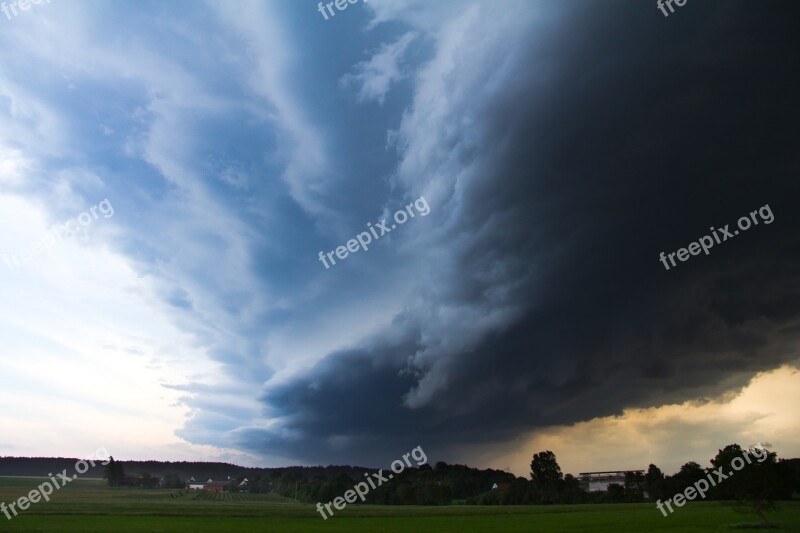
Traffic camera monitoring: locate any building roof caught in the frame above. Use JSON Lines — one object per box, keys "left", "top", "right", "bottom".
{"left": 578, "top": 470, "right": 644, "bottom": 476}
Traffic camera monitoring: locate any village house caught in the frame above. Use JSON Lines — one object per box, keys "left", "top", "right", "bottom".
{"left": 203, "top": 481, "right": 230, "bottom": 493}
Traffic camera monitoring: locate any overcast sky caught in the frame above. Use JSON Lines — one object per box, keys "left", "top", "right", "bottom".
{"left": 0, "top": 0, "right": 798, "bottom": 477}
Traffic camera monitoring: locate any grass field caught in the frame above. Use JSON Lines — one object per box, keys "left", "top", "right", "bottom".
{"left": 0, "top": 477, "right": 798, "bottom": 532}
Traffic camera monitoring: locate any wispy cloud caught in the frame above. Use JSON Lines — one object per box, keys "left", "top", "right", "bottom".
{"left": 341, "top": 32, "right": 417, "bottom": 105}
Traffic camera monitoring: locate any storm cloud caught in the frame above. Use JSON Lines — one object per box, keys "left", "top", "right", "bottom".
{"left": 236, "top": 0, "right": 800, "bottom": 465}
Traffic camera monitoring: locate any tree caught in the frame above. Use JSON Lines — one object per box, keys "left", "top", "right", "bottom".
{"left": 164, "top": 473, "right": 183, "bottom": 489}
{"left": 670, "top": 461, "right": 706, "bottom": 493}
{"left": 624, "top": 471, "right": 645, "bottom": 502}
{"left": 503, "top": 478, "right": 537, "bottom": 505}
{"left": 644, "top": 464, "right": 666, "bottom": 501}
{"left": 727, "top": 445, "right": 780, "bottom": 528}
{"left": 530, "top": 451, "right": 563, "bottom": 503}
{"left": 710, "top": 444, "right": 745, "bottom": 500}
{"left": 103, "top": 457, "right": 115, "bottom": 486}
{"left": 776, "top": 458, "right": 800, "bottom": 499}
{"left": 317, "top": 474, "right": 351, "bottom": 504}
{"left": 104, "top": 456, "right": 125, "bottom": 487}
{"left": 560, "top": 473, "right": 586, "bottom": 504}
{"left": 659, "top": 461, "right": 706, "bottom": 500}
{"left": 605, "top": 483, "right": 626, "bottom": 503}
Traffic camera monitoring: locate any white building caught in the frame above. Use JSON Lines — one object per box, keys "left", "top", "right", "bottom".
{"left": 577, "top": 470, "right": 644, "bottom": 492}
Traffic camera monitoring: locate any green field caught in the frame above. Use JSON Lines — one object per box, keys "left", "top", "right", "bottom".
{"left": 0, "top": 477, "right": 798, "bottom": 532}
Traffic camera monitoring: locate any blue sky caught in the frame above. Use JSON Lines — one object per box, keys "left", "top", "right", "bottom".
{"left": 1, "top": 0, "right": 799, "bottom": 476}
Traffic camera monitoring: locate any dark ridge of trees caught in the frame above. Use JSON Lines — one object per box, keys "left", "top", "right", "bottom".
{"left": 0, "top": 457, "right": 107, "bottom": 477}
{"left": 0, "top": 457, "right": 366, "bottom": 482}
{"left": 270, "top": 462, "right": 516, "bottom": 505}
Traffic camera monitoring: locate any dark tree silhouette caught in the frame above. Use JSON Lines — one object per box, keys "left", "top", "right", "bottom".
{"left": 709, "top": 444, "right": 749, "bottom": 500}
{"left": 104, "top": 456, "right": 125, "bottom": 487}
{"left": 530, "top": 451, "right": 563, "bottom": 503}
{"left": 624, "top": 470, "right": 645, "bottom": 502}
{"left": 721, "top": 445, "right": 781, "bottom": 528}
{"left": 644, "top": 464, "right": 666, "bottom": 501}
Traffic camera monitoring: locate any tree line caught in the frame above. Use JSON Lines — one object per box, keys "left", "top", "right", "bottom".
{"left": 265, "top": 444, "right": 799, "bottom": 517}
{"left": 12, "top": 443, "right": 795, "bottom": 520}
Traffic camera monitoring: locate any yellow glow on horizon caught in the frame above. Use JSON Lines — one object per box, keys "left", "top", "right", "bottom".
{"left": 469, "top": 365, "right": 800, "bottom": 477}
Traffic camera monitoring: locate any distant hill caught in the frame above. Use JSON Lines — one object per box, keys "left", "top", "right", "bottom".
{"left": 0, "top": 457, "right": 107, "bottom": 477}
{"left": 0, "top": 456, "right": 375, "bottom": 481}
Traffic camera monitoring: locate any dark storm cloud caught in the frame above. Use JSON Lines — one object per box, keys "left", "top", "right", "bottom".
{"left": 242, "top": 0, "right": 800, "bottom": 465}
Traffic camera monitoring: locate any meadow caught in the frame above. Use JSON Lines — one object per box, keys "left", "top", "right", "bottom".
{"left": 0, "top": 477, "right": 798, "bottom": 532}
